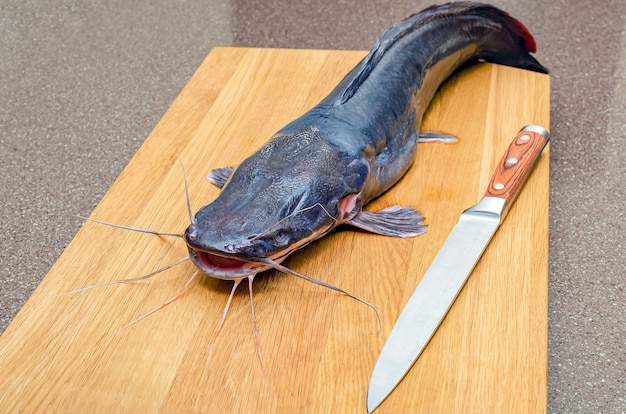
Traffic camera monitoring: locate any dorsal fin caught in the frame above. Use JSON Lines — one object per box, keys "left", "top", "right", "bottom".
{"left": 338, "top": 14, "right": 420, "bottom": 104}
{"left": 338, "top": 3, "right": 451, "bottom": 105}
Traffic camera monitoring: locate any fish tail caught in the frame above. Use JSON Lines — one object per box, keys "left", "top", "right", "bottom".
{"left": 459, "top": 2, "right": 549, "bottom": 74}
{"left": 337, "top": 2, "right": 548, "bottom": 105}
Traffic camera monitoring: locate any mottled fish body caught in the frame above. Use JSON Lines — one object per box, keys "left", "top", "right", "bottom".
{"left": 184, "top": 2, "right": 548, "bottom": 278}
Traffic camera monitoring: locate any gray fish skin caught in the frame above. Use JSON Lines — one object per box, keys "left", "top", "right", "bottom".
{"left": 185, "top": 2, "right": 548, "bottom": 279}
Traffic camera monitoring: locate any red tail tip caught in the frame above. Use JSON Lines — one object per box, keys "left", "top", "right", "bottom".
{"left": 509, "top": 15, "right": 538, "bottom": 53}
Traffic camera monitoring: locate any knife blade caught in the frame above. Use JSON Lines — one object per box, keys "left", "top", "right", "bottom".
{"left": 367, "top": 125, "right": 550, "bottom": 413}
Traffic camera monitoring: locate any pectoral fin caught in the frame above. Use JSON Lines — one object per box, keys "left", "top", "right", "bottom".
{"left": 206, "top": 167, "right": 236, "bottom": 188}
{"left": 348, "top": 205, "right": 426, "bottom": 238}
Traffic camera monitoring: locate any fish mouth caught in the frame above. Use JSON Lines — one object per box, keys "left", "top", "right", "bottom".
{"left": 185, "top": 223, "right": 333, "bottom": 279}
{"left": 187, "top": 248, "right": 272, "bottom": 279}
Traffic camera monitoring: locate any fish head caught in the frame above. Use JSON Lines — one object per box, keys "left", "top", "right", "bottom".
{"left": 184, "top": 128, "right": 369, "bottom": 279}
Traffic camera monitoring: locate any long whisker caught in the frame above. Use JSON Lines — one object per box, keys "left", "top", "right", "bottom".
{"left": 56, "top": 256, "right": 190, "bottom": 295}
{"left": 78, "top": 215, "right": 183, "bottom": 238}
{"left": 176, "top": 155, "right": 196, "bottom": 225}
{"left": 257, "top": 258, "right": 381, "bottom": 331}
{"left": 251, "top": 203, "right": 337, "bottom": 242}
{"left": 247, "top": 275, "right": 269, "bottom": 389}
{"left": 206, "top": 277, "right": 244, "bottom": 380}
{"left": 121, "top": 269, "right": 200, "bottom": 330}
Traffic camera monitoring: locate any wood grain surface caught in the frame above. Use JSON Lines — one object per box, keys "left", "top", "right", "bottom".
{"left": 0, "top": 47, "right": 550, "bottom": 413}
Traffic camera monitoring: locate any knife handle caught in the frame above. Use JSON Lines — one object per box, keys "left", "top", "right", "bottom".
{"left": 484, "top": 125, "right": 550, "bottom": 210}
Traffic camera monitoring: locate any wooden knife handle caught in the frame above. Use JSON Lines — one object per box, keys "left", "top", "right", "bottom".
{"left": 484, "top": 125, "right": 550, "bottom": 209}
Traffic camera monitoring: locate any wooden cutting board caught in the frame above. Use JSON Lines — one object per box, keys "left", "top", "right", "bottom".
{"left": 0, "top": 47, "right": 550, "bottom": 413}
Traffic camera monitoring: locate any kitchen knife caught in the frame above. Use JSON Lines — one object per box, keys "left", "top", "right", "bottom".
{"left": 367, "top": 125, "right": 550, "bottom": 413}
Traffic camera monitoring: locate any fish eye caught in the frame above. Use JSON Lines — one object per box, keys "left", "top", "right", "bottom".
{"left": 274, "top": 231, "right": 287, "bottom": 244}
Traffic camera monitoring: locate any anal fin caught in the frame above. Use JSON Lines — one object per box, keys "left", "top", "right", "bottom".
{"left": 418, "top": 131, "right": 458, "bottom": 143}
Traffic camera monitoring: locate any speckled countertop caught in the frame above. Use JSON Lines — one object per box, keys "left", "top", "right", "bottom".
{"left": 1, "top": 1, "right": 624, "bottom": 412}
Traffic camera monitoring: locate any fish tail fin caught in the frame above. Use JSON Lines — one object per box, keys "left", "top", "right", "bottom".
{"left": 415, "top": 2, "right": 548, "bottom": 74}
{"left": 469, "top": 3, "right": 549, "bottom": 74}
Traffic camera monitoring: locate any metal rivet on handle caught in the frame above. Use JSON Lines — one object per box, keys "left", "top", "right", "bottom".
{"left": 519, "top": 134, "right": 531, "bottom": 141}
{"left": 507, "top": 157, "right": 519, "bottom": 164}
{"left": 493, "top": 183, "right": 505, "bottom": 190}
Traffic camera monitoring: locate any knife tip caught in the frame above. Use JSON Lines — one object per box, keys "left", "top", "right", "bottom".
{"left": 366, "top": 394, "right": 382, "bottom": 413}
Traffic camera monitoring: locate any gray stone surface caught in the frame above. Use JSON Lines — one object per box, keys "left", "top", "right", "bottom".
{"left": 1, "top": 1, "right": 624, "bottom": 412}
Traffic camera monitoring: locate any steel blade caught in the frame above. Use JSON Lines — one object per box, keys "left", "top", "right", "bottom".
{"left": 367, "top": 197, "right": 506, "bottom": 413}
